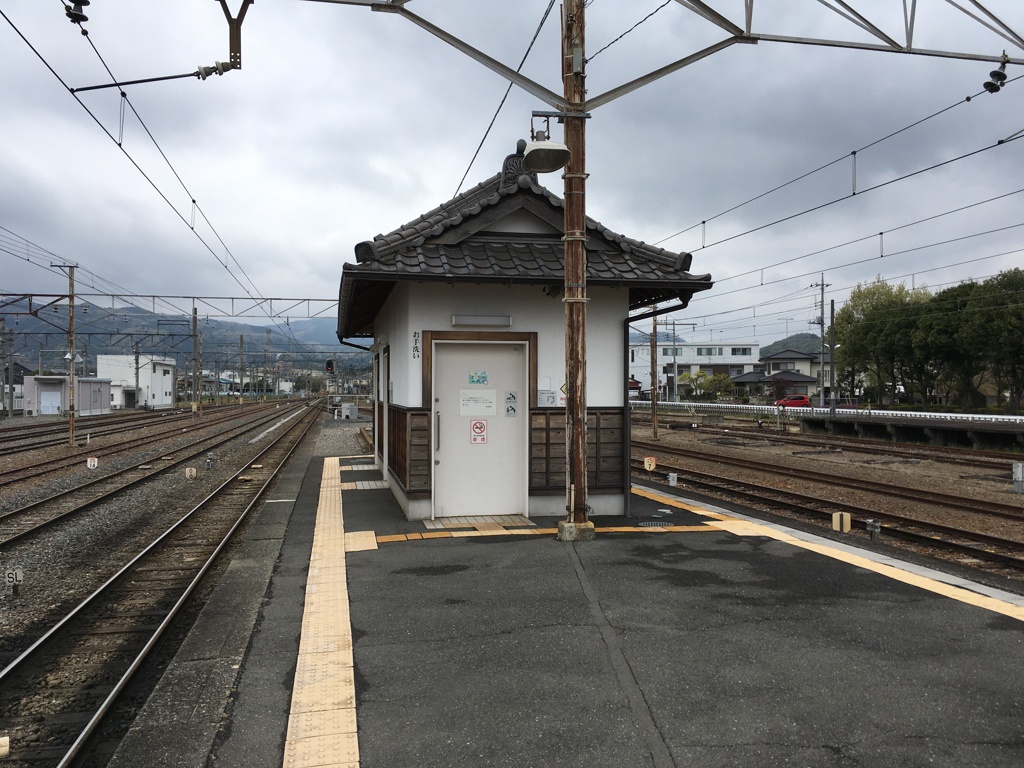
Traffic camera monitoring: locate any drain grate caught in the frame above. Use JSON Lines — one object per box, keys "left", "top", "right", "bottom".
{"left": 638, "top": 521, "right": 668, "bottom": 527}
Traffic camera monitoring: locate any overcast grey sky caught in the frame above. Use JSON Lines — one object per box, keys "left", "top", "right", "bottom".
{"left": 2, "top": 1, "right": 1023, "bottom": 348}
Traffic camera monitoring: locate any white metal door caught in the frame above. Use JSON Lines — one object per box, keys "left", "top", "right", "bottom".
{"left": 432, "top": 342, "right": 527, "bottom": 517}
{"left": 40, "top": 390, "right": 61, "bottom": 415}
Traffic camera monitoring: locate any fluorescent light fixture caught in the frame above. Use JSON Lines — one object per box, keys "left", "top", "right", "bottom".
{"left": 451, "top": 315, "right": 512, "bottom": 327}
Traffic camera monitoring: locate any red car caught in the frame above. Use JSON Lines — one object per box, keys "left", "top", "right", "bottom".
{"left": 774, "top": 394, "right": 812, "bottom": 408}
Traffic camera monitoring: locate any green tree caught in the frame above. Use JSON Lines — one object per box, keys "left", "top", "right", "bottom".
{"left": 679, "top": 370, "right": 709, "bottom": 398}
{"left": 966, "top": 269, "right": 1024, "bottom": 411}
{"left": 834, "top": 278, "right": 922, "bottom": 404}
{"left": 912, "top": 282, "right": 983, "bottom": 407}
{"left": 707, "top": 373, "right": 735, "bottom": 399}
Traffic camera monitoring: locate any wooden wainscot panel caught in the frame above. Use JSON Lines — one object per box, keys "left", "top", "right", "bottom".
{"left": 408, "top": 411, "right": 431, "bottom": 491}
{"left": 528, "top": 407, "right": 626, "bottom": 492}
{"left": 387, "top": 405, "right": 431, "bottom": 494}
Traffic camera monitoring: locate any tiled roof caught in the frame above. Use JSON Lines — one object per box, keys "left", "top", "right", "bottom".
{"left": 762, "top": 370, "right": 818, "bottom": 383}
{"left": 761, "top": 349, "right": 816, "bottom": 360}
{"left": 347, "top": 239, "right": 691, "bottom": 284}
{"left": 338, "top": 142, "right": 713, "bottom": 338}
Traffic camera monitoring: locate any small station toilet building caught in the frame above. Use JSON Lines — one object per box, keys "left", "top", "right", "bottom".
{"left": 337, "top": 142, "right": 713, "bottom": 521}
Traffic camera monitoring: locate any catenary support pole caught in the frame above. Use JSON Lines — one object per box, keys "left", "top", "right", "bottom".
{"left": 559, "top": 0, "right": 592, "bottom": 538}
{"left": 68, "top": 266, "right": 76, "bottom": 446}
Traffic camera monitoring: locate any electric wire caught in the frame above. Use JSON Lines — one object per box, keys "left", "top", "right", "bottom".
{"left": 0, "top": 226, "right": 191, "bottom": 317}
{"left": 654, "top": 75, "right": 1023, "bottom": 247}
{"left": 2, "top": 8, "right": 301, "bottom": 345}
{"left": 672, "top": 253, "right": 1023, "bottom": 340}
{"left": 1, "top": 227, "right": 342, "bottom": 349}
{"left": 586, "top": 0, "right": 672, "bottom": 63}
{"left": 710, "top": 186, "right": 1024, "bottom": 286}
{"left": 453, "top": 0, "right": 557, "bottom": 196}
{"left": 696, "top": 134, "right": 1021, "bottom": 251}
{"left": 73, "top": 21, "right": 293, "bottom": 338}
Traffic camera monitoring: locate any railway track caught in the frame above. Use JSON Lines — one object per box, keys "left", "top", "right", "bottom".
{"left": 0, "top": 402, "right": 279, "bottom": 457}
{"left": 633, "top": 439, "right": 1024, "bottom": 523}
{"left": 0, "top": 402, "right": 315, "bottom": 548}
{"left": 0, "top": 401, "right": 299, "bottom": 489}
{"left": 629, "top": 452, "right": 1024, "bottom": 572}
{"left": 632, "top": 415, "right": 1021, "bottom": 472}
{"left": 0, "top": 402, "right": 320, "bottom": 768}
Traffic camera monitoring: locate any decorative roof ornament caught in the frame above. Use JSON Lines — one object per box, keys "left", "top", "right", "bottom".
{"left": 500, "top": 140, "right": 538, "bottom": 192}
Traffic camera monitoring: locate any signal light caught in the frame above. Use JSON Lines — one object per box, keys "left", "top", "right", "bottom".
{"left": 326, "top": 359, "right": 335, "bottom": 374}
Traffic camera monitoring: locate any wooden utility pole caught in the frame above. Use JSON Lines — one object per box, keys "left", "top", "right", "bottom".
{"left": 561, "top": 0, "right": 590, "bottom": 533}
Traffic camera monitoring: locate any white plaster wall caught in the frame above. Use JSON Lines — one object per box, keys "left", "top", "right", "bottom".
{"left": 377, "top": 282, "right": 628, "bottom": 408}
{"left": 96, "top": 355, "right": 176, "bottom": 407}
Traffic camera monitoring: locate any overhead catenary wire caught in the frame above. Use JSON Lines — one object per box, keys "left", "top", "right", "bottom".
{"left": 653, "top": 75, "right": 1023, "bottom": 248}
{"left": 585, "top": 0, "right": 671, "bottom": 62}
{"left": 670, "top": 254, "right": 1024, "bottom": 341}
{"left": 0, "top": 8, "right": 302, "bottom": 347}
{"left": 688, "top": 133, "right": 1022, "bottom": 253}
{"left": 74, "top": 21, "right": 293, "bottom": 339}
{"left": 453, "top": 0, "right": 557, "bottom": 196}
{"left": 0, "top": 226, "right": 193, "bottom": 317}
{"left": 709, "top": 185, "right": 1024, "bottom": 287}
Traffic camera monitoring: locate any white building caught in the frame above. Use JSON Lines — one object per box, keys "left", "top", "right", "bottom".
{"left": 96, "top": 354, "right": 177, "bottom": 409}
{"left": 337, "top": 141, "right": 713, "bottom": 521}
{"left": 629, "top": 340, "right": 760, "bottom": 399}
{"left": 22, "top": 376, "right": 112, "bottom": 417}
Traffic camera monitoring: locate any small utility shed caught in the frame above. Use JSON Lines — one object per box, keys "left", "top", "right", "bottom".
{"left": 337, "top": 141, "right": 712, "bottom": 521}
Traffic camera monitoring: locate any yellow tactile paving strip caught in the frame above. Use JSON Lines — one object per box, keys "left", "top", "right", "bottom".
{"left": 283, "top": 457, "right": 360, "bottom": 768}
{"left": 636, "top": 487, "right": 1024, "bottom": 624}
{"left": 282, "top": 465, "right": 1023, "bottom": 767}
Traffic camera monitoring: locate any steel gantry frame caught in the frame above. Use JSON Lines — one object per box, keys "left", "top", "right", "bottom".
{"left": 0, "top": 293, "right": 339, "bottom": 322}
{"left": 302, "top": 0, "right": 1023, "bottom": 533}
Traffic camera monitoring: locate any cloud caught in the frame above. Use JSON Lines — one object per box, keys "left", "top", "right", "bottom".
{"left": 2, "top": 0, "right": 1022, "bottom": 348}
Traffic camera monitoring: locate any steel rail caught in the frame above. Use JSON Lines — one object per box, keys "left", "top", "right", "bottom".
{"left": 0, "top": 404, "right": 321, "bottom": 767}
{"left": 0, "top": 401, "right": 314, "bottom": 547}
{"left": 633, "top": 417, "right": 1019, "bottom": 471}
{"left": 0, "top": 401, "right": 291, "bottom": 487}
{"left": 0, "top": 402, "right": 278, "bottom": 456}
{"left": 629, "top": 459, "right": 1024, "bottom": 569}
{"left": 633, "top": 439, "right": 1024, "bottom": 521}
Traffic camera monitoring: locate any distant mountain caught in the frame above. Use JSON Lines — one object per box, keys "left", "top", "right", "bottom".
{"left": 761, "top": 333, "right": 821, "bottom": 358}
{"left": 0, "top": 299, "right": 367, "bottom": 372}
{"left": 288, "top": 317, "right": 341, "bottom": 345}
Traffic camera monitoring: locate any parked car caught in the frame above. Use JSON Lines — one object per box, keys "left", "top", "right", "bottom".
{"left": 774, "top": 394, "right": 812, "bottom": 408}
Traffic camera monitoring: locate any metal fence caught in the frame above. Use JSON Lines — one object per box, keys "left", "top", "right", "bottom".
{"left": 630, "top": 400, "right": 1024, "bottom": 425}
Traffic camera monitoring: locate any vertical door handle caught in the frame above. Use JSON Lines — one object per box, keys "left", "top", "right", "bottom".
{"left": 435, "top": 411, "right": 441, "bottom": 451}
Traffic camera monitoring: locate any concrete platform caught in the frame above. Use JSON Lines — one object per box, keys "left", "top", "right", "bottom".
{"left": 110, "top": 424, "right": 1024, "bottom": 768}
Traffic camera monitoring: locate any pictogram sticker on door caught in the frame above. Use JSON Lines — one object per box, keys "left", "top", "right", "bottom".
{"left": 470, "top": 419, "right": 488, "bottom": 444}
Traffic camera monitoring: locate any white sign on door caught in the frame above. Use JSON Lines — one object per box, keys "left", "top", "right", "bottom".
{"left": 504, "top": 391, "right": 518, "bottom": 417}
{"left": 460, "top": 389, "right": 496, "bottom": 415}
{"left": 470, "top": 419, "right": 488, "bottom": 444}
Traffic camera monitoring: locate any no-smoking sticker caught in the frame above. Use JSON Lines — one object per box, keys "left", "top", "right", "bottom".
{"left": 470, "top": 419, "right": 488, "bottom": 444}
